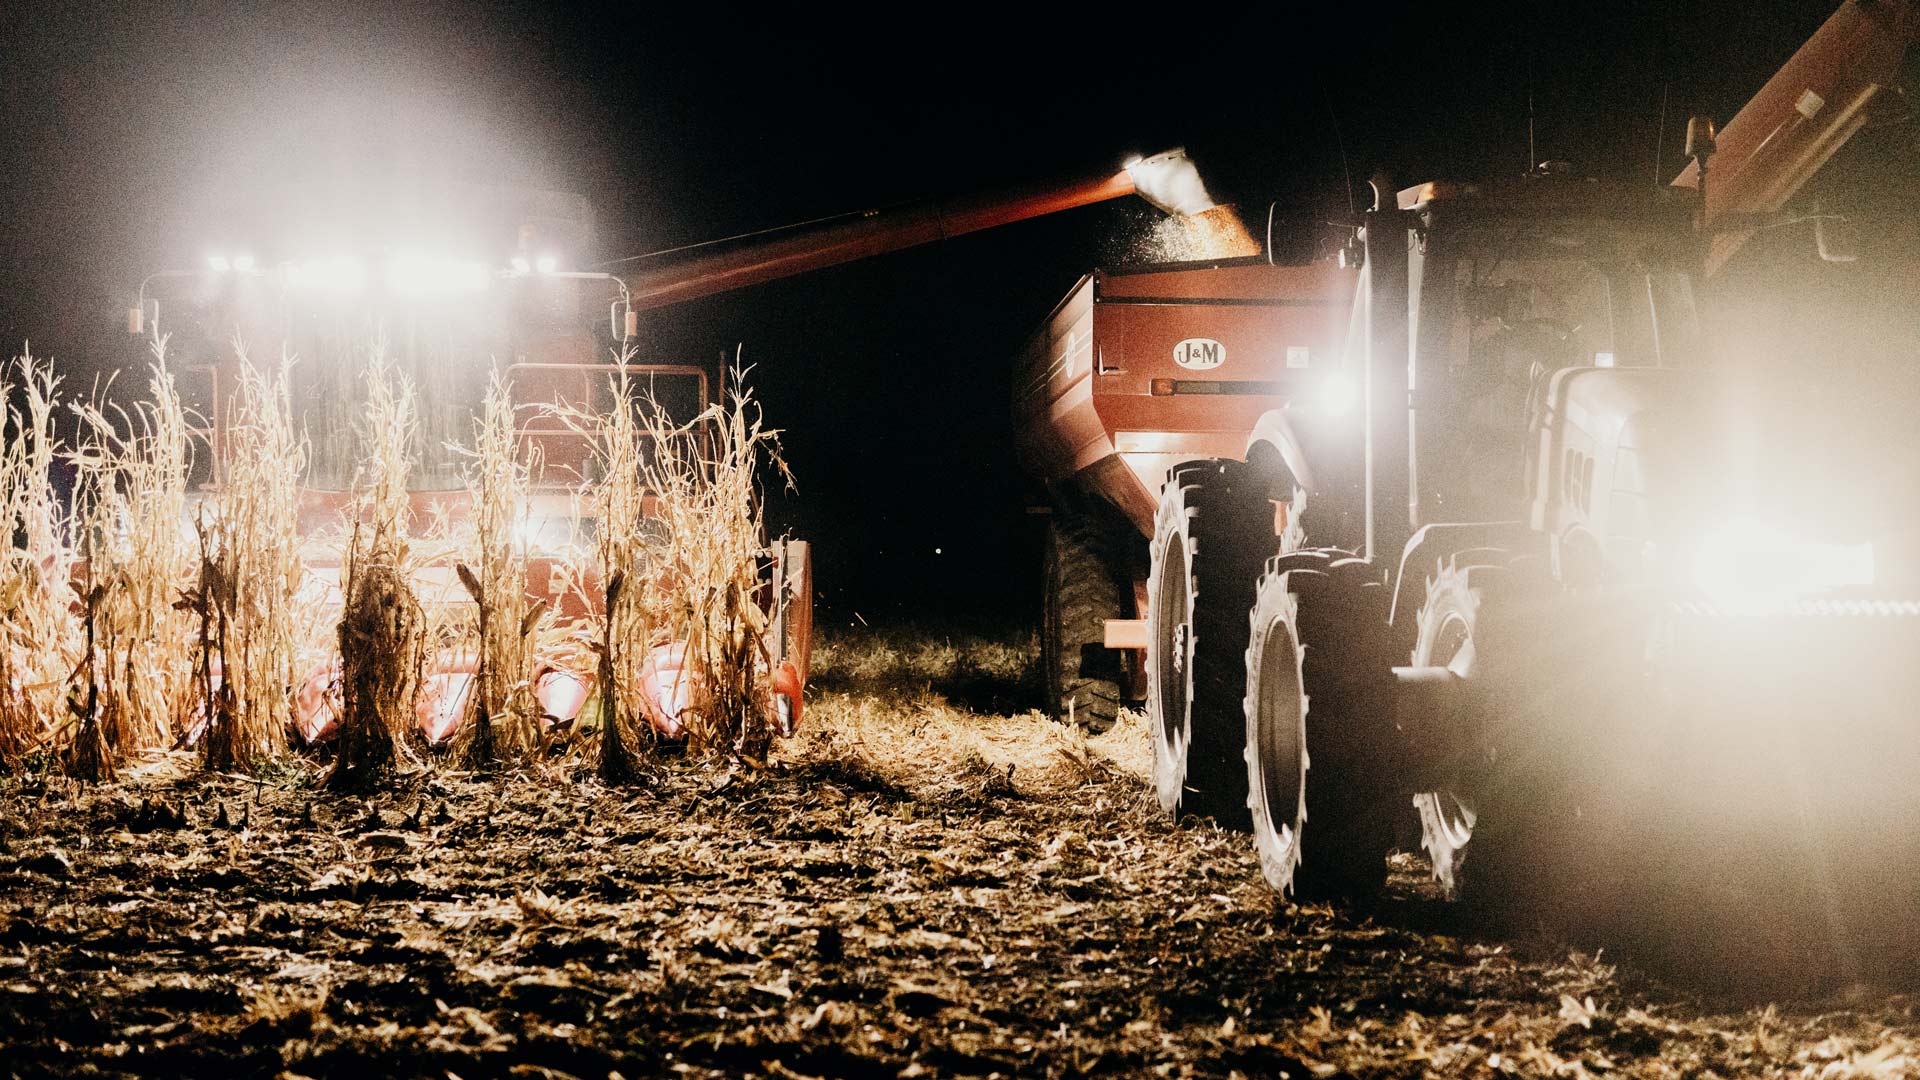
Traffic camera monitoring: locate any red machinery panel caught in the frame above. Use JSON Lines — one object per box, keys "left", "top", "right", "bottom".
{"left": 1015, "top": 259, "right": 1355, "bottom": 533}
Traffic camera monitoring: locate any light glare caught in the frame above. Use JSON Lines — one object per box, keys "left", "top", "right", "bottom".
{"left": 285, "top": 256, "right": 367, "bottom": 292}
{"left": 1690, "top": 516, "right": 1875, "bottom": 614}
{"left": 387, "top": 253, "right": 490, "bottom": 295}
{"left": 207, "top": 254, "right": 232, "bottom": 273}
{"left": 535, "top": 254, "right": 559, "bottom": 274}
{"left": 1317, "top": 373, "right": 1358, "bottom": 417}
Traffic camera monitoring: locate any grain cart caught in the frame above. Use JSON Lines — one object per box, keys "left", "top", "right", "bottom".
{"left": 1142, "top": 0, "right": 1920, "bottom": 943}
{"left": 1013, "top": 259, "right": 1358, "bottom": 732}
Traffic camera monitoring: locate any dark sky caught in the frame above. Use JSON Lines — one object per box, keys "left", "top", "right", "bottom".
{"left": 1, "top": 1, "right": 1914, "bottom": 621}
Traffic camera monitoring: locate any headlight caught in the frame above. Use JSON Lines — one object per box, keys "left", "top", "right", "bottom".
{"left": 1314, "top": 373, "right": 1358, "bottom": 417}
{"left": 1690, "top": 516, "right": 1874, "bottom": 614}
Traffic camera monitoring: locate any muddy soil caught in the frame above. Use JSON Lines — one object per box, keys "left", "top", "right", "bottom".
{"left": 4, "top": 628, "right": 1920, "bottom": 1079}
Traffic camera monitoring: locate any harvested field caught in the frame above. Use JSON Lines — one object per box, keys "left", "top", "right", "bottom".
{"left": 4, "top": 625, "right": 1920, "bottom": 1079}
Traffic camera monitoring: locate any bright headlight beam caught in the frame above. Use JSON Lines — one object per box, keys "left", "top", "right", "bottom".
{"left": 1690, "top": 515, "right": 1875, "bottom": 614}
{"left": 1317, "top": 373, "right": 1358, "bottom": 417}
{"left": 285, "top": 256, "right": 367, "bottom": 292}
{"left": 386, "top": 253, "right": 490, "bottom": 295}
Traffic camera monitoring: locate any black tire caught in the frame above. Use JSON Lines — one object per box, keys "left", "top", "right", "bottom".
{"left": 1042, "top": 501, "right": 1128, "bottom": 731}
{"left": 1409, "top": 559, "right": 1495, "bottom": 900}
{"left": 1242, "top": 555, "right": 1397, "bottom": 900}
{"left": 1439, "top": 561, "right": 1583, "bottom": 928}
{"left": 1148, "top": 458, "right": 1274, "bottom": 825}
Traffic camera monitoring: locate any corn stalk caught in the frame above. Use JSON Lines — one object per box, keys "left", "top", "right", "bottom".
{"left": 0, "top": 351, "right": 79, "bottom": 772}
{"left": 65, "top": 333, "right": 198, "bottom": 774}
{"left": 452, "top": 367, "right": 544, "bottom": 770}
{"left": 635, "top": 364, "right": 789, "bottom": 763}
{"left": 196, "top": 341, "right": 306, "bottom": 772}
{"left": 330, "top": 345, "right": 424, "bottom": 790}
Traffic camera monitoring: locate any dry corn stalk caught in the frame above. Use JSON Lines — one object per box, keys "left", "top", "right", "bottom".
{"left": 329, "top": 345, "right": 424, "bottom": 790}
{"left": 550, "top": 353, "right": 791, "bottom": 767}
{"left": 547, "top": 351, "right": 659, "bottom": 781}
{"left": 451, "top": 367, "right": 544, "bottom": 770}
{"left": 0, "top": 351, "right": 78, "bottom": 771}
{"left": 634, "top": 363, "right": 789, "bottom": 762}
{"left": 196, "top": 341, "right": 306, "bottom": 771}
{"left": 594, "top": 355, "right": 655, "bottom": 781}
{"left": 64, "top": 333, "right": 198, "bottom": 773}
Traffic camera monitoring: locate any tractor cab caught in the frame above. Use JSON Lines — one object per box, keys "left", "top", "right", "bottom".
{"left": 1395, "top": 178, "right": 1706, "bottom": 526}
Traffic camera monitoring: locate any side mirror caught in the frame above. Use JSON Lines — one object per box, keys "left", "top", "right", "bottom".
{"left": 127, "top": 299, "right": 156, "bottom": 336}
{"left": 1816, "top": 214, "right": 1860, "bottom": 263}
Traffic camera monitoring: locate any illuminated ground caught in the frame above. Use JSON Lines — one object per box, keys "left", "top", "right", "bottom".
{"left": 3, "top": 627, "right": 1919, "bottom": 1078}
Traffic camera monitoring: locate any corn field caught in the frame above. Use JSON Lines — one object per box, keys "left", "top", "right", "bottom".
{"left": 0, "top": 338, "right": 788, "bottom": 786}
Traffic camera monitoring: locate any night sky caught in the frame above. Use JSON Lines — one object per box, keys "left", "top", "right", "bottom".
{"left": 2, "top": 1, "right": 1915, "bottom": 623}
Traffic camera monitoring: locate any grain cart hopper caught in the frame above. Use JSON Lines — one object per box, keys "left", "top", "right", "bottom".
{"left": 1142, "top": 0, "right": 1920, "bottom": 963}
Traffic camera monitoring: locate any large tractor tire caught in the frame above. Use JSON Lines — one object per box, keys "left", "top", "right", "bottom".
{"left": 1241, "top": 554, "right": 1398, "bottom": 901}
{"left": 1428, "top": 560, "right": 1591, "bottom": 928}
{"left": 1041, "top": 501, "right": 1130, "bottom": 731}
{"left": 1148, "top": 458, "right": 1273, "bottom": 826}
{"left": 1409, "top": 559, "right": 1497, "bottom": 900}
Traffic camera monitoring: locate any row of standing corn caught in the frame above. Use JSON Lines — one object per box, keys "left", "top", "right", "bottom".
{"left": 0, "top": 336, "right": 784, "bottom": 787}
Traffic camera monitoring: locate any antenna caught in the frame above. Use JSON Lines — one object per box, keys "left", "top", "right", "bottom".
{"left": 1527, "top": 54, "right": 1537, "bottom": 174}
{"left": 1321, "top": 85, "right": 1356, "bottom": 216}
{"left": 1653, "top": 82, "right": 1670, "bottom": 186}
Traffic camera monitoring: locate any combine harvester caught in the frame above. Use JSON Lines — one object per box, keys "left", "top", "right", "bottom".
{"left": 134, "top": 155, "right": 1248, "bottom": 747}
{"left": 135, "top": 186, "right": 814, "bottom": 746}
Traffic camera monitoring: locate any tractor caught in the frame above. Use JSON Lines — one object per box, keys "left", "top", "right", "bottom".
{"left": 1144, "top": 0, "right": 1920, "bottom": 958}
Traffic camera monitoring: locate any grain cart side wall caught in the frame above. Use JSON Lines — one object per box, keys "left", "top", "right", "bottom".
{"left": 1014, "top": 260, "right": 1356, "bottom": 536}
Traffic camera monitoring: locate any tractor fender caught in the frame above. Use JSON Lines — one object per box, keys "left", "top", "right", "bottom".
{"left": 1244, "top": 409, "right": 1315, "bottom": 493}
{"left": 1387, "top": 522, "right": 1535, "bottom": 637}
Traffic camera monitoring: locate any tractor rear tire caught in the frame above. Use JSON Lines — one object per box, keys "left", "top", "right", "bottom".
{"left": 1042, "top": 501, "right": 1129, "bottom": 731}
{"left": 1241, "top": 554, "right": 1398, "bottom": 901}
{"left": 1148, "top": 458, "right": 1274, "bottom": 826}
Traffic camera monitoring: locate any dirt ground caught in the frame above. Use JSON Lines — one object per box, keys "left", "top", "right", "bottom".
{"left": 5, "top": 626, "right": 1920, "bottom": 1079}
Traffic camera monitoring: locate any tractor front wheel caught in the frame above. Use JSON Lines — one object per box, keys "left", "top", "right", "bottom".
{"left": 1241, "top": 554, "right": 1396, "bottom": 900}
